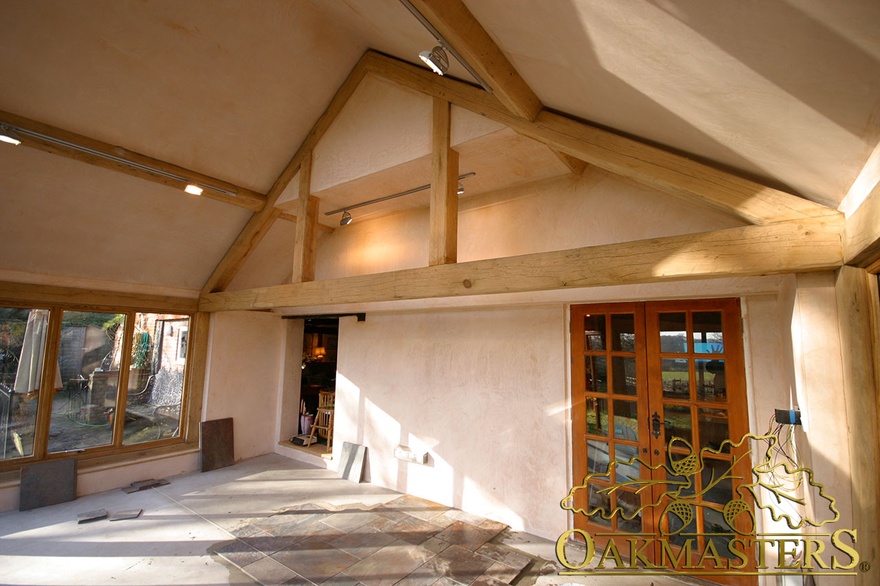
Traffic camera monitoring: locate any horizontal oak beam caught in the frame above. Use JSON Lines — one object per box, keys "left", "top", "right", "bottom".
{"left": 362, "top": 52, "right": 835, "bottom": 226}
{"left": 0, "top": 110, "right": 266, "bottom": 212}
{"left": 199, "top": 215, "right": 843, "bottom": 312}
{"left": 0, "top": 281, "right": 198, "bottom": 314}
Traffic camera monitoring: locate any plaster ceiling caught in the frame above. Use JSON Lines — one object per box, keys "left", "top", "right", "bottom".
{"left": 0, "top": 0, "right": 877, "bottom": 293}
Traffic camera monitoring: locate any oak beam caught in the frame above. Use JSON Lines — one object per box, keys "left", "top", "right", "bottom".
{"left": 0, "top": 280, "right": 198, "bottom": 314}
{"left": 200, "top": 54, "right": 370, "bottom": 294}
{"left": 200, "top": 215, "right": 843, "bottom": 312}
{"left": 405, "top": 0, "right": 541, "bottom": 121}
{"left": 0, "top": 110, "right": 265, "bottom": 212}
{"left": 844, "top": 181, "right": 880, "bottom": 268}
{"left": 292, "top": 153, "right": 319, "bottom": 283}
{"left": 429, "top": 99, "right": 459, "bottom": 265}
{"left": 362, "top": 51, "right": 835, "bottom": 226}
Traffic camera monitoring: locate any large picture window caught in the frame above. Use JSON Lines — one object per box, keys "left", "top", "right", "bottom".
{"left": 0, "top": 305, "right": 191, "bottom": 463}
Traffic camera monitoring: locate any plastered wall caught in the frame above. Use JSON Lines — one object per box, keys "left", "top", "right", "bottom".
{"left": 333, "top": 306, "right": 570, "bottom": 540}
{"left": 203, "top": 311, "right": 285, "bottom": 462}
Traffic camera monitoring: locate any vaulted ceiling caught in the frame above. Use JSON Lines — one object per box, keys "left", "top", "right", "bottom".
{"left": 1, "top": 0, "right": 878, "bottom": 296}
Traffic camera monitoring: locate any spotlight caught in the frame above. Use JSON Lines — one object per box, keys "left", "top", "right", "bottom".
{"left": 0, "top": 124, "right": 22, "bottom": 145}
{"left": 184, "top": 184, "right": 204, "bottom": 196}
{"left": 340, "top": 210, "right": 352, "bottom": 226}
{"left": 419, "top": 45, "right": 449, "bottom": 75}
{"left": 457, "top": 182, "right": 464, "bottom": 196}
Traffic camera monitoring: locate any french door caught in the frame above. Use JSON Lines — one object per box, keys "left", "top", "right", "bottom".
{"left": 570, "top": 298, "right": 753, "bottom": 582}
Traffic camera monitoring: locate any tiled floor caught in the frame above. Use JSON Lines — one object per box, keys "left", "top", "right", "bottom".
{"left": 216, "top": 495, "right": 534, "bottom": 585}
{"left": 0, "top": 453, "right": 701, "bottom": 586}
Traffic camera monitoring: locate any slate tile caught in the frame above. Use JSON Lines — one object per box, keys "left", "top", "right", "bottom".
{"left": 420, "top": 545, "right": 495, "bottom": 585}
{"left": 380, "top": 495, "right": 449, "bottom": 522}
{"left": 330, "top": 526, "right": 397, "bottom": 559}
{"left": 387, "top": 515, "right": 444, "bottom": 545}
{"left": 341, "top": 539, "right": 436, "bottom": 586}
{"left": 240, "top": 555, "right": 302, "bottom": 585}
{"left": 474, "top": 561, "right": 522, "bottom": 584}
{"left": 434, "top": 521, "right": 498, "bottom": 552}
{"left": 271, "top": 536, "right": 360, "bottom": 584}
{"left": 474, "top": 543, "right": 530, "bottom": 571}
{"left": 214, "top": 538, "right": 266, "bottom": 567}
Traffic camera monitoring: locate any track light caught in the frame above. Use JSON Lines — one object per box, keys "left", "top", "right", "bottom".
{"left": 457, "top": 182, "right": 464, "bottom": 196}
{"left": 0, "top": 124, "right": 22, "bottom": 145}
{"left": 0, "top": 121, "right": 237, "bottom": 197}
{"left": 419, "top": 45, "right": 449, "bottom": 76}
{"left": 340, "top": 210, "right": 352, "bottom": 226}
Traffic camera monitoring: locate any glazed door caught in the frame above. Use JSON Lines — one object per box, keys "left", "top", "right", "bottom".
{"left": 570, "top": 299, "right": 753, "bottom": 581}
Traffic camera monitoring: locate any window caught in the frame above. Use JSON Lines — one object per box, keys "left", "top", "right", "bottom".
{"left": 0, "top": 304, "right": 191, "bottom": 464}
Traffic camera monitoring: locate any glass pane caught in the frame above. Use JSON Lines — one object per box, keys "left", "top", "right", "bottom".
{"left": 49, "top": 311, "right": 126, "bottom": 453}
{"left": 669, "top": 508, "right": 697, "bottom": 547}
{"left": 123, "top": 314, "right": 189, "bottom": 445}
{"left": 696, "top": 359, "right": 727, "bottom": 401}
{"left": 610, "top": 314, "right": 635, "bottom": 351}
{"left": 667, "top": 469, "right": 696, "bottom": 497}
{"left": 661, "top": 358, "right": 690, "bottom": 399}
{"left": 659, "top": 312, "right": 687, "bottom": 353}
{"left": 664, "top": 404, "right": 692, "bottom": 445}
{"left": 0, "top": 308, "right": 49, "bottom": 460}
{"left": 584, "top": 356, "right": 607, "bottom": 393}
{"left": 613, "top": 400, "right": 639, "bottom": 441}
{"left": 704, "top": 507, "right": 736, "bottom": 557}
{"left": 614, "top": 443, "right": 641, "bottom": 482}
{"left": 698, "top": 408, "right": 729, "bottom": 452}
{"left": 701, "top": 458, "right": 734, "bottom": 505}
{"left": 617, "top": 490, "right": 643, "bottom": 533}
{"left": 583, "top": 314, "right": 605, "bottom": 350}
{"left": 693, "top": 311, "right": 724, "bottom": 353}
{"left": 587, "top": 439, "right": 609, "bottom": 475}
{"left": 586, "top": 397, "right": 608, "bottom": 436}
{"left": 611, "top": 356, "right": 637, "bottom": 396}
{"left": 588, "top": 485, "right": 612, "bottom": 525}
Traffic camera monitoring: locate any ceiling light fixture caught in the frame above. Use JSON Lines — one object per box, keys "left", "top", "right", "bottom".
{"left": 0, "top": 121, "right": 237, "bottom": 197}
{"left": 398, "top": 0, "right": 493, "bottom": 93}
{"left": 184, "top": 184, "right": 204, "bottom": 196}
{"left": 325, "top": 172, "right": 476, "bottom": 224}
{"left": 0, "top": 124, "right": 22, "bottom": 145}
{"left": 419, "top": 45, "right": 449, "bottom": 75}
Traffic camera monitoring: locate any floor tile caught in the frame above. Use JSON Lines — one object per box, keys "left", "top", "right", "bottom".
{"left": 380, "top": 495, "right": 450, "bottom": 522}
{"left": 434, "top": 521, "right": 500, "bottom": 552}
{"left": 386, "top": 515, "right": 444, "bottom": 545}
{"left": 330, "top": 526, "right": 398, "bottom": 559}
{"left": 272, "top": 536, "right": 361, "bottom": 584}
{"left": 341, "top": 539, "right": 436, "bottom": 586}
{"left": 417, "top": 544, "right": 495, "bottom": 584}
{"left": 475, "top": 542, "right": 530, "bottom": 571}
{"left": 215, "top": 538, "right": 267, "bottom": 567}
{"left": 241, "top": 555, "right": 303, "bottom": 585}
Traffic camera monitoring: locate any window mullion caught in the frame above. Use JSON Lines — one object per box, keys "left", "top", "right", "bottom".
{"left": 31, "top": 308, "right": 63, "bottom": 460}
{"left": 110, "top": 311, "right": 136, "bottom": 447}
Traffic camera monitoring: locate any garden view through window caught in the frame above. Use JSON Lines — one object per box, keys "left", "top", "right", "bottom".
{"left": 0, "top": 306, "right": 190, "bottom": 461}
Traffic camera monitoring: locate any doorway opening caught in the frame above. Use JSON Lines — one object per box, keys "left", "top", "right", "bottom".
{"left": 298, "top": 317, "right": 338, "bottom": 453}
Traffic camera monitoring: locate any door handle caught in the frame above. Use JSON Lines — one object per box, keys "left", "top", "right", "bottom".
{"left": 651, "top": 411, "right": 663, "bottom": 439}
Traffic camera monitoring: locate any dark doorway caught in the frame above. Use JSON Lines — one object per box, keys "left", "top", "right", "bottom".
{"left": 300, "top": 317, "right": 338, "bottom": 417}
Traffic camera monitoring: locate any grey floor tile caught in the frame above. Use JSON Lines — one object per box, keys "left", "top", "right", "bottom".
{"left": 241, "top": 555, "right": 303, "bottom": 585}
{"left": 434, "top": 521, "right": 499, "bottom": 552}
{"left": 271, "top": 535, "right": 361, "bottom": 583}
{"left": 341, "top": 539, "right": 436, "bottom": 586}
{"left": 386, "top": 515, "right": 444, "bottom": 545}
{"left": 330, "top": 526, "right": 398, "bottom": 559}
{"left": 215, "top": 538, "right": 268, "bottom": 567}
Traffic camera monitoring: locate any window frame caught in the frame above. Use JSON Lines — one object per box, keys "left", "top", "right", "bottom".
{"left": 0, "top": 282, "right": 201, "bottom": 475}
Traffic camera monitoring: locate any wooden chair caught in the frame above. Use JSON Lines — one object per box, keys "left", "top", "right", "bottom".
{"left": 308, "top": 391, "right": 335, "bottom": 449}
